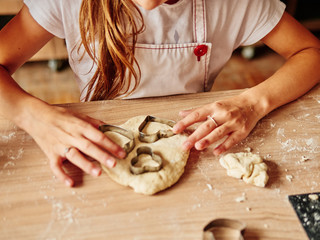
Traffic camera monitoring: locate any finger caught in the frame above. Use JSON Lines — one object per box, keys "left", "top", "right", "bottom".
{"left": 173, "top": 109, "right": 208, "bottom": 134}
{"left": 194, "top": 124, "right": 230, "bottom": 151}
{"left": 72, "top": 138, "right": 117, "bottom": 168}
{"left": 79, "top": 123, "right": 126, "bottom": 159}
{"left": 182, "top": 117, "right": 218, "bottom": 150}
{"left": 178, "top": 108, "right": 194, "bottom": 118}
{"left": 213, "top": 132, "right": 246, "bottom": 156}
{"left": 82, "top": 115, "right": 106, "bottom": 128}
{"left": 66, "top": 147, "right": 103, "bottom": 176}
{"left": 49, "top": 158, "right": 74, "bottom": 187}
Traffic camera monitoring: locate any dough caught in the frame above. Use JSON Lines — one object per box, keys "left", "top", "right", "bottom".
{"left": 219, "top": 152, "right": 269, "bottom": 187}
{"left": 102, "top": 116, "right": 190, "bottom": 195}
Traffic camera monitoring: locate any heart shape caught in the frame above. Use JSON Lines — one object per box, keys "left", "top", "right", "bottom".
{"left": 99, "top": 124, "right": 135, "bottom": 154}
{"left": 138, "top": 115, "right": 175, "bottom": 143}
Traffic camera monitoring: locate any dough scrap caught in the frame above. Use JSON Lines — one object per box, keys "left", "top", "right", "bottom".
{"left": 219, "top": 152, "right": 269, "bottom": 187}
{"left": 102, "top": 116, "right": 190, "bottom": 195}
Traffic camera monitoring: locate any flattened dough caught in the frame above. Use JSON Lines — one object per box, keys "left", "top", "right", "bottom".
{"left": 102, "top": 116, "right": 190, "bottom": 195}
{"left": 219, "top": 152, "right": 269, "bottom": 187}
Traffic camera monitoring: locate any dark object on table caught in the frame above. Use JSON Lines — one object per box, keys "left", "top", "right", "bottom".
{"left": 288, "top": 192, "right": 320, "bottom": 240}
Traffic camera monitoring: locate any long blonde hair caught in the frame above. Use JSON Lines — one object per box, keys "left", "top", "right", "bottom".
{"left": 79, "top": 0, "right": 144, "bottom": 101}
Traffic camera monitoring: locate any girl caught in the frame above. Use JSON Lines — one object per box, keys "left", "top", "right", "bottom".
{"left": 0, "top": 0, "right": 319, "bottom": 187}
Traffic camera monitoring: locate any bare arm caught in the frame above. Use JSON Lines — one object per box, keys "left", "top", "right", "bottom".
{"left": 173, "top": 12, "right": 320, "bottom": 155}
{"left": 244, "top": 12, "right": 320, "bottom": 116}
{"left": 0, "top": 5, "right": 54, "bottom": 120}
{"left": 0, "top": 5, "right": 126, "bottom": 186}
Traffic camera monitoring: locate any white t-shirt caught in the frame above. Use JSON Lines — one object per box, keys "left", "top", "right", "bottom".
{"left": 23, "top": 0, "right": 285, "bottom": 101}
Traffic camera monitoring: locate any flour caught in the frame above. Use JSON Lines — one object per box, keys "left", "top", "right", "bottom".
{"left": 281, "top": 138, "right": 319, "bottom": 153}
{"left": 206, "top": 183, "right": 213, "bottom": 190}
{"left": 1, "top": 146, "right": 24, "bottom": 176}
{"left": 40, "top": 196, "right": 81, "bottom": 239}
{"left": 235, "top": 193, "right": 246, "bottom": 202}
{"left": 7, "top": 148, "right": 24, "bottom": 160}
{"left": 197, "top": 163, "right": 212, "bottom": 182}
{"left": 276, "top": 121, "right": 320, "bottom": 154}
{"left": 277, "top": 128, "right": 285, "bottom": 137}
{"left": 0, "top": 132, "right": 16, "bottom": 143}
{"left": 306, "top": 138, "right": 314, "bottom": 146}
{"left": 300, "top": 156, "right": 310, "bottom": 162}
{"left": 3, "top": 161, "right": 15, "bottom": 169}
{"left": 312, "top": 96, "right": 320, "bottom": 104}
{"left": 286, "top": 175, "right": 293, "bottom": 182}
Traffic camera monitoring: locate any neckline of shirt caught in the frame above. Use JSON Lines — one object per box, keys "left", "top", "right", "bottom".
{"left": 159, "top": 0, "right": 187, "bottom": 9}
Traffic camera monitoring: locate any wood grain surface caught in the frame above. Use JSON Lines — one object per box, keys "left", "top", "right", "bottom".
{"left": 1, "top": 85, "right": 320, "bottom": 239}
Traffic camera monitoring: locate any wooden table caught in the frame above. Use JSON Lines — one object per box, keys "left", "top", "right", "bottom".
{"left": 1, "top": 85, "right": 320, "bottom": 240}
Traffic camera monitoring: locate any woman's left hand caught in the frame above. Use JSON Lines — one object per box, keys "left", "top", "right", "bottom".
{"left": 173, "top": 94, "right": 263, "bottom": 155}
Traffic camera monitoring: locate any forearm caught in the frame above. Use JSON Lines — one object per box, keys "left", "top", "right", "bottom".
{"left": 241, "top": 47, "right": 320, "bottom": 118}
{"left": 0, "top": 4, "right": 55, "bottom": 127}
{"left": 0, "top": 65, "right": 48, "bottom": 128}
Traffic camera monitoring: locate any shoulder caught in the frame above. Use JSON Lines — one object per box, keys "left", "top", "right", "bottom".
{"left": 23, "top": 0, "right": 82, "bottom": 38}
{"left": 206, "top": 0, "right": 285, "bottom": 16}
{"left": 206, "top": 0, "right": 286, "bottom": 47}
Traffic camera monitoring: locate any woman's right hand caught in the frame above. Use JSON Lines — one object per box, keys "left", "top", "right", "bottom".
{"left": 0, "top": 4, "right": 122, "bottom": 186}
{"left": 17, "top": 100, "right": 126, "bottom": 187}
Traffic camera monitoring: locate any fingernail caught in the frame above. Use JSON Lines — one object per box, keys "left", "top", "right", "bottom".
{"left": 182, "top": 141, "right": 192, "bottom": 151}
{"left": 65, "top": 179, "right": 73, "bottom": 187}
{"left": 106, "top": 158, "right": 116, "bottom": 168}
{"left": 173, "top": 125, "right": 180, "bottom": 133}
{"left": 213, "top": 149, "right": 222, "bottom": 156}
{"left": 118, "top": 150, "right": 126, "bottom": 159}
{"left": 91, "top": 167, "right": 101, "bottom": 177}
{"left": 195, "top": 141, "right": 204, "bottom": 150}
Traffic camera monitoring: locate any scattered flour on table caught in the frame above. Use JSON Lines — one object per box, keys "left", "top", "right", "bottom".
{"left": 3, "top": 161, "right": 15, "bottom": 169}
{"left": 276, "top": 127, "right": 320, "bottom": 153}
{"left": 197, "top": 163, "right": 212, "bottom": 182}
{"left": 286, "top": 175, "right": 293, "bottom": 182}
{"left": 7, "top": 148, "right": 24, "bottom": 160}
{"left": 312, "top": 96, "right": 320, "bottom": 104}
{"left": 50, "top": 200, "right": 79, "bottom": 224}
{"left": 39, "top": 196, "right": 81, "bottom": 239}
{"left": 1, "top": 148, "right": 24, "bottom": 176}
{"left": 0, "top": 132, "right": 16, "bottom": 143}
{"left": 206, "top": 183, "right": 213, "bottom": 190}
{"left": 235, "top": 193, "right": 247, "bottom": 203}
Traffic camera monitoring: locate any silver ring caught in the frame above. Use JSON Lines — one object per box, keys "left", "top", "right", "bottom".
{"left": 207, "top": 115, "right": 219, "bottom": 127}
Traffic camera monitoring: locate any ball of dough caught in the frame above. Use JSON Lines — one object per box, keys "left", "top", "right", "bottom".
{"left": 219, "top": 152, "right": 269, "bottom": 187}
